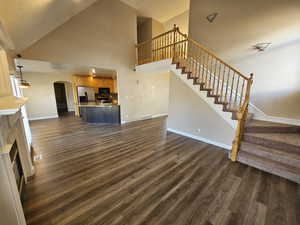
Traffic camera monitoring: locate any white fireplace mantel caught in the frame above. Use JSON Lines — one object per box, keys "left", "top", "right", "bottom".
{"left": 0, "top": 96, "right": 28, "bottom": 115}
{"left": 0, "top": 98, "right": 34, "bottom": 225}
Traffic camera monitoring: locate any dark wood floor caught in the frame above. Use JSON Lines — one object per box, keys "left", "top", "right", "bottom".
{"left": 23, "top": 115, "right": 300, "bottom": 225}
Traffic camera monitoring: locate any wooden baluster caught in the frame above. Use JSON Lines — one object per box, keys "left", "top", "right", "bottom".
{"left": 173, "top": 30, "right": 176, "bottom": 62}
{"left": 157, "top": 39, "right": 159, "bottom": 61}
{"left": 216, "top": 62, "right": 222, "bottom": 97}
{"left": 194, "top": 45, "right": 199, "bottom": 81}
{"left": 161, "top": 36, "right": 163, "bottom": 60}
{"left": 239, "top": 79, "right": 245, "bottom": 110}
{"left": 224, "top": 68, "right": 231, "bottom": 106}
{"left": 186, "top": 38, "right": 188, "bottom": 67}
{"left": 220, "top": 65, "right": 226, "bottom": 102}
{"left": 197, "top": 48, "right": 203, "bottom": 83}
{"left": 138, "top": 46, "right": 140, "bottom": 65}
{"left": 229, "top": 72, "right": 235, "bottom": 111}
{"left": 167, "top": 33, "right": 169, "bottom": 58}
{"left": 208, "top": 55, "right": 214, "bottom": 89}
{"left": 202, "top": 53, "right": 208, "bottom": 85}
{"left": 188, "top": 40, "right": 192, "bottom": 74}
{"left": 158, "top": 37, "right": 160, "bottom": 61}
{"left": 160, "top": 36, "right": 162, "bottom": 60}
{"left": 192, "top": 42, "right": 196, "bottom": 79}
{"left": 163, "top": 35, "right": 165, "bottom": 59}
{"left": 180, "top": 38, "right": 183, "bottom": 65}
{"left": 167, "top": 33, "right": 170, "bottom": 58}
{"left": 142, "top": 45, "right": 144, "bottom": 64}
{"left": 212, "top": 58, "right": 218, "bottom": 95}
{"left": 234, "top": 76, "right": 240, "bottom": 111}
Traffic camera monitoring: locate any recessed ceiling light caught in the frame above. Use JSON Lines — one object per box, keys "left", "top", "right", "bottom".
{"left": 207, "top": 13, "right": 218, "bottom": 23}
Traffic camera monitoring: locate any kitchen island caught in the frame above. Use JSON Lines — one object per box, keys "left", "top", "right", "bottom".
{"left": 79, "top": 102, "right": 120, "bottom": 124}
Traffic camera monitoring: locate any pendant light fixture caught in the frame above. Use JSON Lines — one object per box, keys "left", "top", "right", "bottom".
{"left": 17, "top": 65, "right": 31, "bottom": 88}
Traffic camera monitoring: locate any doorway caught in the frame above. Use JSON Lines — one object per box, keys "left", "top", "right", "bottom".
{"left": 54, "top": 82, "right": 68, "bottom": 116}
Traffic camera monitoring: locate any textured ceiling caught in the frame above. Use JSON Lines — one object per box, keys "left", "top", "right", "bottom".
{"left": 121, "top": 0, "right": 190, "bottom": 22}
{"left": 0, "top": 0, "right": 99, "bottom": 52}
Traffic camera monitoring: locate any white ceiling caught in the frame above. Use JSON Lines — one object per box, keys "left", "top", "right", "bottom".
{"left": 121, "top": 0, "right": 190, "bottom": 23}
{"left": 0, "top": 0, "right": 99, "bottom": 52}
{"left": 15, "top": 58, "right": 116, "bottom": 77}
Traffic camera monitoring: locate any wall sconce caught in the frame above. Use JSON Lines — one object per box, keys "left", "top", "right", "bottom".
{"left": 17, "top": 65, "right": 31, "bottom": 88}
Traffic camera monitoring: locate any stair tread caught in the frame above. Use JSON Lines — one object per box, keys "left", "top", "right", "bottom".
{"left": 244, "top": 132, "right": 300, "bottom": 149}
{"left": 247, "top": 120, "right": 300, "bottom": 128}
{"left": 238, "top": 151, "right": 300, "bottom": 183}
{"left": 240, "top": 141, "right": 300, "bottom": 161}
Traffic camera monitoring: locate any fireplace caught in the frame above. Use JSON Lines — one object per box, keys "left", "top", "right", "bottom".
{"left": 10, "top": 141, "right": 25, "bottom": 200}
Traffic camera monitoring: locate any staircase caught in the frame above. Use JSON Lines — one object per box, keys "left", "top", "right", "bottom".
{"left": 135, "top": 25, "right": 300, "bottom": 183}
{"left": 171, "top": 60, "right": 253, "bottom": 123}
{"left": 238, "top": 120, "right": 300, "bottom": 183}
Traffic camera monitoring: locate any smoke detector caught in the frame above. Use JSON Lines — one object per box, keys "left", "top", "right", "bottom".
{"left": 207, "top": 13, "right": 218, "bottom": 23}
{"left": 252, "top": 43, "right": 271, "bottom": 52}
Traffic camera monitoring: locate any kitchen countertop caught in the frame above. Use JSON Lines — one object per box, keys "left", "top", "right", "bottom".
{"left": 78, "top": 102, "right": 119, "bottom": 107}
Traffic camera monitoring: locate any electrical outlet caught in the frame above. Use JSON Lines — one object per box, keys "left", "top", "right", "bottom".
{"left": 196, "top": 128, "right": 201, "bottom": 133}
{"left": 33, "top": 154, "right": 43, "bottom": 161}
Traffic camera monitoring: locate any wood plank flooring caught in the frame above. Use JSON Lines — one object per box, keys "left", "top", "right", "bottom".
{"left": 23, "top": 115, "right": 300, "bottom": 225}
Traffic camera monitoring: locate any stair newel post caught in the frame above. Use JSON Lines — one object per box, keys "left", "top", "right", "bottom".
{"left": 173, "top": 24, "right": 177, "bottom": 62}
{"left": 231, "top": 73, "right": 253, "bottom": 162}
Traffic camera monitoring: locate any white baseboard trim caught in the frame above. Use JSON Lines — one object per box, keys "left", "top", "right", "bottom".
{"left": 121, "top": 113, "right": 168, "bottom": 124}
{"left": 253, "top": 114, "right": 300, "bottom": 126}
{"left": 29, "top": 115, "right": 58, "bottom": 121}
{"left": 167, "top": 128, "right": 232, "bottom": 151}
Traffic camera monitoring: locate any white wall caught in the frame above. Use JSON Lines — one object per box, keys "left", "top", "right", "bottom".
{"left": 164, "top": 10, "right": 189, "bottom": 34}
{"left": 167, "top": 71, "right": 235, "bottom": 149}
{"left": 23, "top": 72, "right": 73, "bottom": 120}
{"left": 230, "top": 40, "right": 300, "bottom": 120}
{"left": 134, "top": 72, "right": 170, "bottom": 120}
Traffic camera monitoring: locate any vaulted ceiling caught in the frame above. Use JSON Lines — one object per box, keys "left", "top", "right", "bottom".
{"left": 121, "top": 0, "right": 190, "bottom": 22}
{"left": 0, "top": 0, "right": 99, "bottom": 52}
{"left": 0, "top": 0, "right": 190, "bottom": 53}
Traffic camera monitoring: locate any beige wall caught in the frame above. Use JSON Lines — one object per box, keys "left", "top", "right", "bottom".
{"left": 164, "top": 10, "right": 189, "bottom": 34}
{"left": 152, "top": 19, "right": 165, "bottom": 37}
{"left": 23, "top": 72, "right": 73, "bottom": 120}
{"left": 0, "top": 0, "right": 99, "bottom": 52}
{"left": 167, "top": 72, "right": 235, "bottom": 148}
{"left": 0, "top": 48, "right": 13, "bottom": 97}
{"left": 189, "top": 0, "right": 300, "bottom": 120}
{"left": 20, "top": 0, "right": 139, "bottom": 122}
{"left": 20, "top": 0, "right": 170, "bottom": 122}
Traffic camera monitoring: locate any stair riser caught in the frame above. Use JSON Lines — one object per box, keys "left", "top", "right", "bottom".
{"left": 240, "top": 145, "right": 300, "bottom": 169}
{"left": 245, "top": 127, "right": 300, "bottom": 134}
{"left": 238, "top": 155, "right": 300, "bottom": 184}
{"left": 243, "top": 134, "right": 300, "bottom": 154}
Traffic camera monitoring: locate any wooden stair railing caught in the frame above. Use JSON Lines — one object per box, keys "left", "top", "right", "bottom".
{"left": 136, "top": 25, "right": 253, "bottom": 161}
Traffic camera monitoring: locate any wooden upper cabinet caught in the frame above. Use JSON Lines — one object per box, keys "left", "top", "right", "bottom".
{"left": 0, "top": 48, "right": 13, "bottom": 97}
